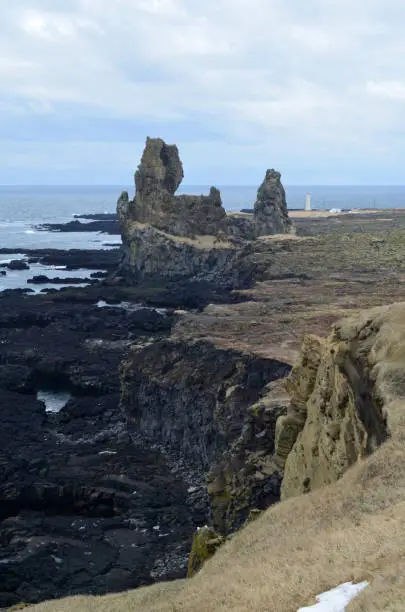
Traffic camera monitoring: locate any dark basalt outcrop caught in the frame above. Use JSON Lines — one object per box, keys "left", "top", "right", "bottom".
{"left": 0, "top": 288, "right": 202, "bottom": 608}
{"left": 254, "top": 169, "right": 292, "bottom": 237}
{"left": 116, "top": 138, "right": 292, "bottom": 288}
{"left": 7, "top": 260, "right": 29, "bottom": 271}
{"left": 117, "top": 138, "right": 244, "bottom": 287}
{"left": 120, "top": 339, "right": 291, "bottom": 534}
{"left": 40, "top": 219, "right": 121, "bottom": 235}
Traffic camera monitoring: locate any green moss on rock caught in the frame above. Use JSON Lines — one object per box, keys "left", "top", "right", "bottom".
{"left": 187, "top": 526, "right": 225, "bottom": 577}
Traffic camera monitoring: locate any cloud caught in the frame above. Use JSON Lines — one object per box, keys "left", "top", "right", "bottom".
{"left": 0, "top": 0, "right": 404, "bottom": 183}
{"left": 367, "top": 80, "right": 405, "bottom": 101}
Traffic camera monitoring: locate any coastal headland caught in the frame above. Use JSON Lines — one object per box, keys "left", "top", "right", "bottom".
{"left": 2, "top": 140, "right": 405, "bottom": 610}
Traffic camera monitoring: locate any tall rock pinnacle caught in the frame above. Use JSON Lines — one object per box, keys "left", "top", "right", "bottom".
{"left": 254, "top": 169, "right": 292, "bottom": 237}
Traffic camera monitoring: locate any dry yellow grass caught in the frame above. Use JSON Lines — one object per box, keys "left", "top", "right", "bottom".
{"left": 29, "top": 304, "right": 405, "bottom": 612}
{"left": 128, "top": 221, "right": 234, "bottom": 249}
{"left": 29, "top": 431, "right": 405, "bottom": 612}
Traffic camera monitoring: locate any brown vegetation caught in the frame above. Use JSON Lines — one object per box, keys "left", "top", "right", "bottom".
{"left": 28, "top": 212, "right": 405, "bottom": 612}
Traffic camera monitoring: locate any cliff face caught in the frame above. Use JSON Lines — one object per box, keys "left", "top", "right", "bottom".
{"left": 120, "top": 339, "right": 291, "bottom": 531}
{"left": 117, "top": 138, "right": 292, "bottom": 286}
{"left": 275, "top": 302, "right": 403, "bottom": 500}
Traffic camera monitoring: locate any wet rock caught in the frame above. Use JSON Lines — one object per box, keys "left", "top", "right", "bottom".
{"left": 27, "top": 275, "right": 93, "bottom": 285}
{"left": 7, "top": 260, "right": 29, "bottom": 271}
{"left": 40, "top": 219, "right": 121, "bottom": 235}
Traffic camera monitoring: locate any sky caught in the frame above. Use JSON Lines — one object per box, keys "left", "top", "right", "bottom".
{"left": 1, "top": 0, "right": 405, "bottom": 185}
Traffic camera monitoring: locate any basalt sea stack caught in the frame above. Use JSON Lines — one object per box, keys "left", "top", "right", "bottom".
{"left": 254, "top": 169, "right": 292, "bottom": 237}
{"left": 117, "top": 138, "right": 293, "bottom": 288}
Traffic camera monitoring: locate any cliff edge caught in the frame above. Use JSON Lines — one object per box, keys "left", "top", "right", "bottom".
{"left": 29, "top": 301, "right": 405, "bottom": 611}
{"left": 275, "top": 301, "right": 404, "bottom": 499}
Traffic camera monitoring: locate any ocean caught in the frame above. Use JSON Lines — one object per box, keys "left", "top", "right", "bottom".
{"left": 1, "top": 184, "right": 405, "bottom": 251}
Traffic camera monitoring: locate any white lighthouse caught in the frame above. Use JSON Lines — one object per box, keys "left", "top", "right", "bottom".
{"left": 305, "top": 193, "right": 312, "bottom": 212}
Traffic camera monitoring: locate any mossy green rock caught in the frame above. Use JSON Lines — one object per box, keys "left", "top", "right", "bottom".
{"left": 276, "top": 306, "right": 392, "bottom": 500}
{"left": 187, "top": 526, "right": 225, "bottom": 577}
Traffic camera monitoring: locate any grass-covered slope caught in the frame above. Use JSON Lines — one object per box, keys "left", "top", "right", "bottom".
{"left": 30, "top": 301, "right": 405, "bottom": 611}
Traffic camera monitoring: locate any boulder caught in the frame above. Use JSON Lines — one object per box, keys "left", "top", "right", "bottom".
{"left": 7, "top": 260, "right": 29, "bottom": 271}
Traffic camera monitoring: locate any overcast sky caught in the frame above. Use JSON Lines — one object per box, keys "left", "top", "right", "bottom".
{"left": 1, "top": 0, "right": 405, "bottom": 185}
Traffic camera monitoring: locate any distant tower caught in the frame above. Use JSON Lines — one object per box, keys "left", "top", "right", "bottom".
{"left": 305, "top": 193, "right": 312, "bottom": 212}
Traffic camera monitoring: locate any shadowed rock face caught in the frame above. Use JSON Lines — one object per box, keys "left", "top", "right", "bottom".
{"left": 254, "top": 169, "right": 292, "bottom": 237}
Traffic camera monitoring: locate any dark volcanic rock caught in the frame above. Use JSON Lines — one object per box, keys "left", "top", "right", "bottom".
{"left": 121, "top": 338, "right": 290, "bottom": 478}
{"left": 27, "top": 275, "right": 93, "bottom": 285}
{"left": 254, "top": 169, "right": 293, "bottom": 236}
{"left": 74, "top": 213, "right": 117, "bottom": 221}
{"left": 0, "top": 288, "right": 199, "bottom": 608}
{"left": 116, "top": 139, "right": 293, "bottom": 289}
{"left": 40, "top": 219, "right": 121, "bottom": 235}
{"left": 90, "top": 271, "right": 108, "bottom": 279}
{"left": 118, "top": 137, "right": 228, "bottom": 239}
{"left": 0, "top": 393, "right": 195, "bottom": 607}
{"left": 0, "top": 248, "right": 122, "bottom": 272}
{"left": 7, "top": 259, "right": 29, "bottom": 271}
{"left": 117, "top": 138, "right": 251, "bottom": 287}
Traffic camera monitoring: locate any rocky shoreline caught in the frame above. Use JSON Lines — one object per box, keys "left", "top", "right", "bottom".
{"left": 4, "top": 138, "right": 405, "bottom": 610}
{"left": 0, "top": 138, "right": 295, "bottom": 607}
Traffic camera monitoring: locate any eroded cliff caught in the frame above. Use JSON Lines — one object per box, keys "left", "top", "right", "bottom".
{"left": 120, "top": 339, "right": 291, "bottom": 532}
{"left": 275, "top": 302, "right": 402, "bottom": 499}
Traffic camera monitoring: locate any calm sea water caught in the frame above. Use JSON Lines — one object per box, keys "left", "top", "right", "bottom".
{"left": 1, "top": 184, "right": 405, "bottom": 250}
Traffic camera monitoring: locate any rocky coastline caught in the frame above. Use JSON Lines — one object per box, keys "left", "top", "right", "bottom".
{"left": 0, "top": 138, "right": 295, "bottom": 607}
{"left": 4, "top": 139, "right": 405, "bottom": 610}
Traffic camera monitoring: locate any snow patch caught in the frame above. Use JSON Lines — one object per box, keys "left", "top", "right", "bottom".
{"left": 297, "top": 581, "right": 369, "bottom": 611}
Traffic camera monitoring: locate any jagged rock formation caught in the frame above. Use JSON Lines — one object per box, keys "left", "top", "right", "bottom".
{"left": 117, "top": 137, "right": 241, "bottom": 286}
{"left": 130, "top": 138, "right": 228, "bottom": 238}
{"left": 254, "top": 169, "right": 292, "bottom": 237}
{"left": 275, "top": 303, "right": 397, "bottom": 500}
{"left": 117, "top": 139, "right": 292, "bottom": 287}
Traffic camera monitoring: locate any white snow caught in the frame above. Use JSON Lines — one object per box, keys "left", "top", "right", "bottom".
{"left": 297, "top": 581, "right": 369, "bottom": 611}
